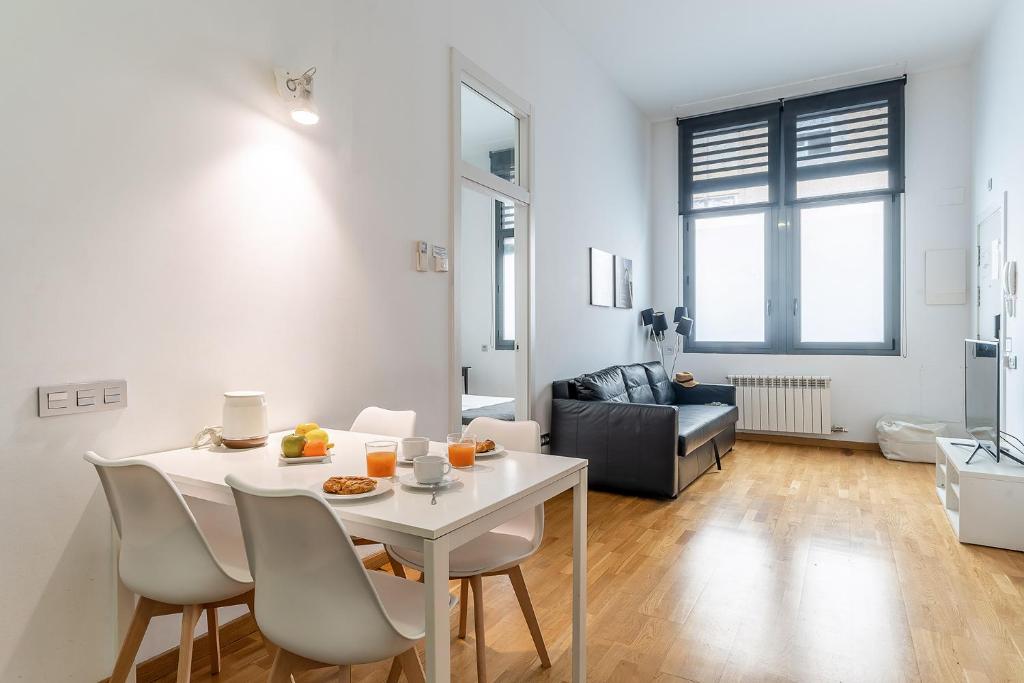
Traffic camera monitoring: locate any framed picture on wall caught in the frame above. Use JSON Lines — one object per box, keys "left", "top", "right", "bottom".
{"left": 615, "top": 256, "right": 633, "bottom": 309}
{"left": 589, "top": 248, "right": 613, "bottom": 306}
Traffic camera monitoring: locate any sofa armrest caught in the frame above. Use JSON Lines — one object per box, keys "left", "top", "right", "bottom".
{"left": 673, "top": 382, "right": 736, "bottom": 406}
{"left": 550, "top": 398, "right": 679, "bottom": 498}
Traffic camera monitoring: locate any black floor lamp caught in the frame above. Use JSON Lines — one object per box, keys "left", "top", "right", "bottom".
{"left": 641, "top": 308, "right": 674, "bottom": 368}
{"left": 670, "top": 306, "right": 693, "bottom": 375}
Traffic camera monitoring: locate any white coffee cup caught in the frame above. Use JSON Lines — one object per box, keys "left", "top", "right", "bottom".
{"left": 401, "top": 437, "right": 430, "bottom": 461}
{"left": 413, "top": 455, "right": 451, "bottom": 484}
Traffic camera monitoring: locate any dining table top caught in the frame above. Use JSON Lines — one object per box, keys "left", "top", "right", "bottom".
{"left": 131, "top": 428, "right": 587, "bottom": 540}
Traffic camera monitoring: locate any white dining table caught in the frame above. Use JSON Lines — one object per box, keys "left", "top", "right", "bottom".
{"left": 128, "top": 428, "right": 588, "bottom": 683}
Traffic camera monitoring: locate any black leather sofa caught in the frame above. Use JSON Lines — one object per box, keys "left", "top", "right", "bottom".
{"left": 550, "top": 361, "right": 738, "bottom": 498}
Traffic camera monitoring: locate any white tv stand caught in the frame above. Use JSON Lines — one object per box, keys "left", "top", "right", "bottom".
{"left": 935, "top": 437, "right": 1024, "bottom": 551}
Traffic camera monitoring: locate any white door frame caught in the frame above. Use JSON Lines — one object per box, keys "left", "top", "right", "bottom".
{"left": 449, "top": 48, "right": 534, "bottom": 433}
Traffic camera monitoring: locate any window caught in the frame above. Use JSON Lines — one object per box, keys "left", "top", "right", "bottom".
{"left": 678, "top": 79, "right": 904, "bottom": 355}
{"left": 491, "top": 149, "right": 516, "bottom": 350}
{"left": 461, "top": 83, "right": 519, "bottom": 185}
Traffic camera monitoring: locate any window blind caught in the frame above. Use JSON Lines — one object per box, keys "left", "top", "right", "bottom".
{"left": 680, "top": 104, "right": 780, "bottom": 211}
{"left": 783, "top": 80, "right": 904, "bottom": 202}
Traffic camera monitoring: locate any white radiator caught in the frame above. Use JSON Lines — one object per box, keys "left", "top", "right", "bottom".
{"left": 726, "top": 375, "right": 832, "bottom": 435}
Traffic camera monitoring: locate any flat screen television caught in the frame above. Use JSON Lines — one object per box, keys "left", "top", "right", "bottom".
{"left": 964, "top": 338, "right": 1000, "bottom": 462}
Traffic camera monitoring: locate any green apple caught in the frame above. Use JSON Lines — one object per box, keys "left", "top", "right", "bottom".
{"left": 281, "top": 433, "right": 307, "bottom": 458}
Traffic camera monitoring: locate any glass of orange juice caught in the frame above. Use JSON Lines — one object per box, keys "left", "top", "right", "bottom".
{"left": 365, "top": 440, "right": 398, "bottom": 477}
{"left": 447, "top": 433, "right": 476, "bottom": 468}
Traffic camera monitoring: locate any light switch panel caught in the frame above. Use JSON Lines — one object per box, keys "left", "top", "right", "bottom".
{"left": 415, "top": 240, "right": 429, "bottom": 272}
{"left": 39, "top": 380, "right": 127, "bottom": 417}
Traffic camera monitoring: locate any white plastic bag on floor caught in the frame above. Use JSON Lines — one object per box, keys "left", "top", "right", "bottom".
{"left": 876, "top": 415, "right": 958, "bottom": 462}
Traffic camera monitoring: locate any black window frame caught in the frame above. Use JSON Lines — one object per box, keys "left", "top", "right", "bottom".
{"left": 678, "top": 78, "right": 905, "bottom": 356}
{"left": 490, "top": 148, "right": 516, "bottom": 351}
{"left": 494, "top": 199, "right": 515, "bottom": 350}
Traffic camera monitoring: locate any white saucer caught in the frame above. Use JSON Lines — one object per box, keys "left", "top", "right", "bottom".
{"left": 475, "top": 444, "right": 506, "bottom": 458}
{"left": 279, "top": 450, "right": 332, "bottom": 465}
{"left": 315, "top": 478, "right": 393, "bottom": 501}
{"left": 399, "top": 473, "right": 460, "bottom": 490}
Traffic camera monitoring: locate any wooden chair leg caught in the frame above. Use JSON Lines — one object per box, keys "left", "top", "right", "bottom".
{"left": 507, "top": 565, "right": 551, "bottom": 668}
{"left": 469, "top": 575, "right": 487, "bottom": 683}
{"left": 176, "top": 604, "right": 203, "bottom": 683}
{"left": 386, "top": 656, "right": 403, "bottom": 683}
{"left": 397, "top": 647, "right": 425, "bottom": 683}
{"left": 386, "top": 549, "right": 408, "bottom": 578}
{"left": 206, "top": 606, "right": 221, "bottom": 675}
{"left": 268, "top": 649, "right": 326, "bottom": 683}
{"left": 267, "top": 649, "right": 295, "bottom": 683}
{"left": 458, "top": 578, "right": 470, "bottom": 639}
{"left": 110, "top": 597, "right": 157, "bottom": 683}
{"left": 338, "top": 664, "right": 352, "bottom": 683}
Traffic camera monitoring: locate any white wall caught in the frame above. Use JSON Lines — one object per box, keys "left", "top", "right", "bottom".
{"left": 973, "top": 0, "right": 1024, "bottom": 437}
{"left": 651, "top": 65, "right": 974, "bottom": 442}
{"left": 0, "top": 0, "right": 650, "bottom": 679}
{"left": 528, "top": 22, "right": 653, "bottom": 427}
{"left": 459, "top": 184, "right": 516, "bottom": 397}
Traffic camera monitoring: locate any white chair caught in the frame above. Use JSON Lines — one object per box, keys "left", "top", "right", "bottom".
{"left": 349, "top": 406, "right": 417, "bottom": 561}
{"left": 84, "top": 451, "right": 266, "bottom": 683}
{"left": 386, "top": 418, "right": 550, "bottom": 682}
{"left": 351, "top": 406, "right": 417, "bottom": 438}
{"left": 226, "top": 474, "right": 453, "bottom": 683}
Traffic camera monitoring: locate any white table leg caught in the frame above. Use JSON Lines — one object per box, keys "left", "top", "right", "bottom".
{"left": 572, "top": 468, "right": 587, "bottom": 683}
{"left": 424, "top": 536, "right": 451, "bottom": 683}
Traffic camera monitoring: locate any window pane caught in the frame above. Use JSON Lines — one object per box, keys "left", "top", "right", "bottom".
{"left": 461, "top": 84, "right": 518, "bottom": 184}
{"left": 799, "top": 201, "right": 886, "bottom": 343}
{"left": 797, "top": 171, "right": 889, "bottom": 199}
{"left": 693, "top": 212, "right": 765, "bottom": 342}
{"left": 692, "top": 185, "right": 769, "bottom": 210}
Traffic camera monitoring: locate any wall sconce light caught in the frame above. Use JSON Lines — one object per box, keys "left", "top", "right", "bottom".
{"left": 275, "top": 66, "right": 319, "bottom": 125}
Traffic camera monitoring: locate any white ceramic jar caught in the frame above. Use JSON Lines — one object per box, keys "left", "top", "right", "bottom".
{"left": 221, "top": 390, "right": 268, "bottom": 449}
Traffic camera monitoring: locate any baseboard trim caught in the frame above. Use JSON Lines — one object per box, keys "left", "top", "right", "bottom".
{"left": 737, "top": 432, "right": 881, "bottom": 452}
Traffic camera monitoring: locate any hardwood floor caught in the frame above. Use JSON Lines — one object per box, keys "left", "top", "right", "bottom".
{"left": 156, "top": 441, "right": 1024, "bottom": 682}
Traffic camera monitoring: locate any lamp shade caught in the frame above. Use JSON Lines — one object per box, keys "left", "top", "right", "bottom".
{"left": 652, "top": 311, "right": 669, "bottom": 333}
{"left": 675, "top": 317, "right": 693, "bottom": 337}
{"left": 673, "top": 306, "right": 689, "bottom": 323}
{"left": 640, "top": 308, "right": 655, "bottom": 326}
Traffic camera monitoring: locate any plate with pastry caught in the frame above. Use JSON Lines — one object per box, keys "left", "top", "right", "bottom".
{"left": 473, "top": 439, "right": 506, "bottom": 458}
{"left": 316, "top": 476, "right": 393, "bottom": 501}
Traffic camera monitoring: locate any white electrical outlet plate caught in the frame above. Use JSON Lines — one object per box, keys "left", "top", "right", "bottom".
{"left": 39, "top": 380, "right": 127, "bottom": 417}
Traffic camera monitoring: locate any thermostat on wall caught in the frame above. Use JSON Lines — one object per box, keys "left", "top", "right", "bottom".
{"left": 432, "top": 245, "right": 449, "bottom": 272}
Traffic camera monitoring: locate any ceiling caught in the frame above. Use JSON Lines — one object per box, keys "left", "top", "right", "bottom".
{"left": 540, "top": 0, "right": 1003, "bottom": 119}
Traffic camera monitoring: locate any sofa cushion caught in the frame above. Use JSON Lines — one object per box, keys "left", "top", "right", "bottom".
{"left": 622, "top": 364, "right": 656, "bottom": 404}
{"left": 575, "top": 366, "right": 628, "bottom": 402}
{"left": 642, "top": 361, "right": 674, "bottom": 404}
{"left": 678, "top": 404, "right": 738, "bottom": 455}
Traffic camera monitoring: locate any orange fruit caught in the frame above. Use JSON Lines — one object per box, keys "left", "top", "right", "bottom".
{"left": 303, "top": 440, "right": 327, "bottom": 457}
